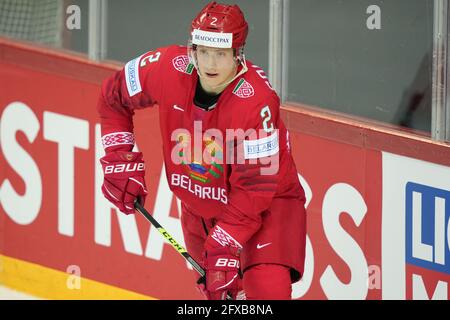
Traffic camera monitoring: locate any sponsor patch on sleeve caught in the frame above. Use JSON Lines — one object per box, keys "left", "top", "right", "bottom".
{"left": 124, "top": 54, "right": 144, "bottom": 97}
{"left": 243, "top": 131, "right": 279, "bottom": 159}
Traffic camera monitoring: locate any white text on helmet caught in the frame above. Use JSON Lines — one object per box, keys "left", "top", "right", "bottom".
{"left": 192, "top": 29, "right": 233, "bottom": 49}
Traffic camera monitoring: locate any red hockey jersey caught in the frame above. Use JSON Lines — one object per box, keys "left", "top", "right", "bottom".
{"left": 98, "top": 45, "right": 305, "bottom": 247}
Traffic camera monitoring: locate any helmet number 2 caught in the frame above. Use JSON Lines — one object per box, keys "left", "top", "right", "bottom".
{"left": 211, "top": 17, "right": 218, "bottom": 26}
{"left": 261, "top": 106, "right": 274, "bottom": 133}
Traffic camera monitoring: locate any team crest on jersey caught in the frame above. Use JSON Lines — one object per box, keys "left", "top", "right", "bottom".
{"left": 175, "top": 133, "right": 224, "bottom": 183}
{"left": 232, "top": 78, "right": 254, "bottom": 98}
{"left": 172, "top": 55, "right": 194, "bottom": 75}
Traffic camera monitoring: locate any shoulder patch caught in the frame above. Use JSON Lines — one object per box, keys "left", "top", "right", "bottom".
{"left": 124, "top": 54, "right": 144, "bottom": 97}
{"left": 232, "top": 78, "right": 254, "bottom": 98}
{"left": 172, "top": 55, "right": 194, "bottom": 75}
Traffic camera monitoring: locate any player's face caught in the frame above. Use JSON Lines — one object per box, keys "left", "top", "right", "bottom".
{"left": 196, "top": 46, "right": 237, "bottom": 94}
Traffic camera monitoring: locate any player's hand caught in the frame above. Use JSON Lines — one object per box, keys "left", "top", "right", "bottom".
{"left": 198, "top": 246, "right": 241, "bottom": 300}
{"left": 100, "top": 151, "right": 148, "bottom": 214}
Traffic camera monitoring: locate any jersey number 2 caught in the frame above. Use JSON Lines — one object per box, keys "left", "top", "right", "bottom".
{"left": 261, "top": 106, "right": 274, "bottom": 133}
{"left": 140, "top": 52, "right": 161, "bottom": 67}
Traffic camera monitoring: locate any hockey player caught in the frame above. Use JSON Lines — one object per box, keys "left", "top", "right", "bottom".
{"left": 98, "top": 2, "right": 306, "bottom": 300}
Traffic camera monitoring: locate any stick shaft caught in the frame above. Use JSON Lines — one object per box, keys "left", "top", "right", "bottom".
{"left": 134, "top": 201, "right": 205, "bottom": 277}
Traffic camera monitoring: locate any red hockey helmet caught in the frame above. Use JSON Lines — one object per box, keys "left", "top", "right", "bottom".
{"left": 190, "top": 2, "right": 248, "bottom": 49}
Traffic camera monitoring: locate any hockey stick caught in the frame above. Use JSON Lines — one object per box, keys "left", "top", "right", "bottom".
{"left": 134, "top": 201, "right": 234, "bottom": 300}
{"left": 134, "top": 201, "right": 205, "bottom": 276}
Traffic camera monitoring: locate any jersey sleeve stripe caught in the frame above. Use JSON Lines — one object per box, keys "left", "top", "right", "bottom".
{"left": 101, "top": 132, "right": 135, "bottom": 149}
